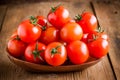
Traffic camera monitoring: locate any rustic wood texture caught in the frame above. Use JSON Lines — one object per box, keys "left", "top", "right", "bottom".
{"left": 0, "top": 5, "right": 7, "bottom": 31}
{"left": 93, "top": 0, "right": 120, "bottom": 80}
{"left": 0, "top": 0, "right": 118, "bottom": 80}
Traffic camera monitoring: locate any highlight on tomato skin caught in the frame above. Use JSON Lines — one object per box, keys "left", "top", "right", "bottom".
{"left": 7, "top": 35, "right": 27, "bottom": 58}
{"left": 36, "top": 16, "right": 47, "bottom": 26}
{"left": 75, "top": 12, "right": 97, "bottom": 33}
{"left": 60, "top": 22, "right": 83, "bottom": 43}
{"left": 67, "top": 40, "right": 89, "bottom": 64}
{"left": 44, "top": 42, "right": 67, "bottom": 66}
{"left": 18, "top": 19, "right": 42, "bottom": 43}
{"left": 24, "top": 42, "right": 46, "bottom": 64}
{"left": 39, "top": 26, "right": 59, "bottom": 45}
{"left": 87, "top": 38, "right": 109, "bottom": 59}
{"left": 47, "top": 5, "right": 71, "bottom": 29}
{"left": 81, "top": 33, "right": 88, "bottom": 43}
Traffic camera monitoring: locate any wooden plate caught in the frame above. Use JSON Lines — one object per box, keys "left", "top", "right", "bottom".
{"left": 7, "top": 52, "right": 102, "bottom": 72}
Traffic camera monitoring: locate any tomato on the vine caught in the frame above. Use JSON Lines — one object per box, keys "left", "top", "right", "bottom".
{"left": 39, "top": 26, "right": 59, "bottom": 44}
{"left": 75, "top": 12, "right": 97, "bottom": 33}
{"left": 47, "top": 5, "right": 70, "bottom": 29}
{"left": 67, "top": 40, "right": 89, "bottom": 64}
{"left": 25, "top": 42, "right": 46, "bottom": 64}
{"left": 7, "top": 35, "right": 27, "bottom": 58}
{"left": 45, "top": 42, "right": 67, "bottom": 66}
{"left": 60, "top": 22, "right": 83, "bottom": 43}
{"left": 18, "top": 16, "right": 42, "bottom": 43}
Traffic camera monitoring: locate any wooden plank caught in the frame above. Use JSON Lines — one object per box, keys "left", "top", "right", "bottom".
{"left": 0, "top": 5, "right": 7, "bottom": 32}
{"left": 92, "top": 0, "right": 120, "bottom": 80}
{"left": 0, "top": 1, "right": 115, "bottom": 80}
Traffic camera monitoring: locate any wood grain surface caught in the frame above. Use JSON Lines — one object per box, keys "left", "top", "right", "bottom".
{"left": 93, "top": 0, "right": 120, "bottom": 80}
{"left": 0, "top": 0, "right": 119, "bottom": 80}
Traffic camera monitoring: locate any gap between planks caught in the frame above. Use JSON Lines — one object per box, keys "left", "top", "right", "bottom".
{"left": 90, "top": 1, "right": 117, "bottom": 80}
{"left": 0, "top": 5, "right": 8, "bottom": 32}
{"left": 92, "top": 0, "right": 120, "bottom": 80}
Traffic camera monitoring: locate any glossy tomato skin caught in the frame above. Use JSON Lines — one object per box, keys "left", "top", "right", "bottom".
{"left": 25, "top": 42, "right": 46, "bottom": 64}
{"left": 87, "top": 38, "right": 109, "bottom": 58}
{"left": 67, "top": 41, "right": 89, "bottom": 64}
{"left": 60, "top": 22, "right": 83, "bottom": 43}
{"left": 18, "top": 20, "right": 41, "bottom": 43}
{"left": 36, "top": 16, "right": 47, "bottom": 26}
{"left": 47, "top": 6, "right": 70, "bottom": 29}
{"left": 7, "top": 36, "right": 27, "bottom": 58}
{"left": 45, "top": 42, "right": 67, "bottom": 66}
{"left": 39, "top": 26, "right": 59, "bottom": 44}
{"left": 76, "top": 12, "right": 97, "bottom": 33}
{"left": 81, "top": 33, "right": 88, "bottom": 43}
{"left": 87, "top": 32, "right": 109, "bottom": 43}
{"left": 99, "top": 33, "right": 109, "bottom": 40}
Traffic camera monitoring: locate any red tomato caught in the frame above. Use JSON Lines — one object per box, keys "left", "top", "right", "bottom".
{"left": 67, "top": 19, "right": 75, "bottom": 23}
{"left": 7, "top": 35, "right": 27, "bottom": 58}
{"left": 87, "top": 31, "right": 109, "bottom": 43}
{"left": 87, "top": 38, "right": 109, "bottom": 58}
{"left": 25, "top": 42, "right": 46, "bottom": 64}
{"left": 39, "top": 26, "right": 59, "bottom": 44}
{"left": 36, "top": 16, "right": 47, "bottom": 26}
{"left": 81, "top": 33, "right": 88, "bottom": 43}
{"left": 100, "top": 33, "right": 109, "bottom": 40}
{"left": 18, "top": 19, "right": 41, "bottom": 43}
{"left": 60, "top": 22, "right": 83, "bottom": 43}
{"left": 45, "top": 42, "right": 67, "bottom": 66}
{"left": 47, "top": 5, "right": 70, "bottom": 29}
{"left": 67, "top": 41, "right": 89, "bottom": 64}
{"left": 75, "top": 12, "right": 97, "bottom": 33}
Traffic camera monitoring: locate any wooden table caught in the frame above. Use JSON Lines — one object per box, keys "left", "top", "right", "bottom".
{"left": 0, "top": 0, "right": 120, "bottom": 80}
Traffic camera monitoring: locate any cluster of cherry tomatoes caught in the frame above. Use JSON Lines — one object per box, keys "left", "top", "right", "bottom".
{"left": 7, "top": 5, "right": 109, "bottom": 66}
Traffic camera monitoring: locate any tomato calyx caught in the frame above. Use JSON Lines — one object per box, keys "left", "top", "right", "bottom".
{"left": 14, "top": 35, "right": 21, "bottom": 40}
{"left": 30, "top": 16, "right": 38, "bottom": 25}
{"left": 88, "top": 34, "right": 99, "bottom": 43}
{"left": 75, "top": 14, "right": 82, "bottom": 21}
{"left": 41, "top": 26, "right": 47, "bottom": 31}
{"left": 51, "top": 4, "right": 61, "bottom": 12}
{"left": 51, "top": 45, "right": 61, "bottom": 57}
{"left": 96, "top": 26, "right": 104, "bottom": 33}
{"left": 51, "top": 7, "right": 56, "bottom": 12}
{"left": 32, "top": 42, "right": 44, "bottom": 61}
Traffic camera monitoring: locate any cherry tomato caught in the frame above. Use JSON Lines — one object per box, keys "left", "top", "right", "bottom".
{"left": 100, "top": 33, "right": 109, "bottom": 40}
{"left": 25, "top": 42, "right": 46, "bottom": 64}
{"left": 45, "top": 42, "right": 67, "bottom": 66}
{"left": 18, "top": 17, "right": 41, "bottom": 43}
{"left": 47, "top": 5, "right": 70, "bottom": 29}
{"left": 81, "top": 33, "right": 88, "bottom": 43}
{"left": 67, "top": 40, "right": 89, "bottom": 64}
{"left": 60, "top": 22, "right": 83, "bottom": 43}
{"left": 36, "top": 16, "right": 47, "bottom": 26}
{"left": 87, "top": 38, "right": 109, "bottom": 58}
{"left": 87, "top": 31, "right": 109, "bottom": 43}
{"left": 39, "top": 26, "right": 59, "bottom": 44}
{"left": 75, "top": 12, "right": 97, "bottom": 33}
{"left": 7, "top": 35, "right": 27, "bottom": 58}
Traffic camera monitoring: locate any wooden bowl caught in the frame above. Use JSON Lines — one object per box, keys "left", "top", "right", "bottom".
{"left": 7, "top": 52, "right": 102, "bottom": 72}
